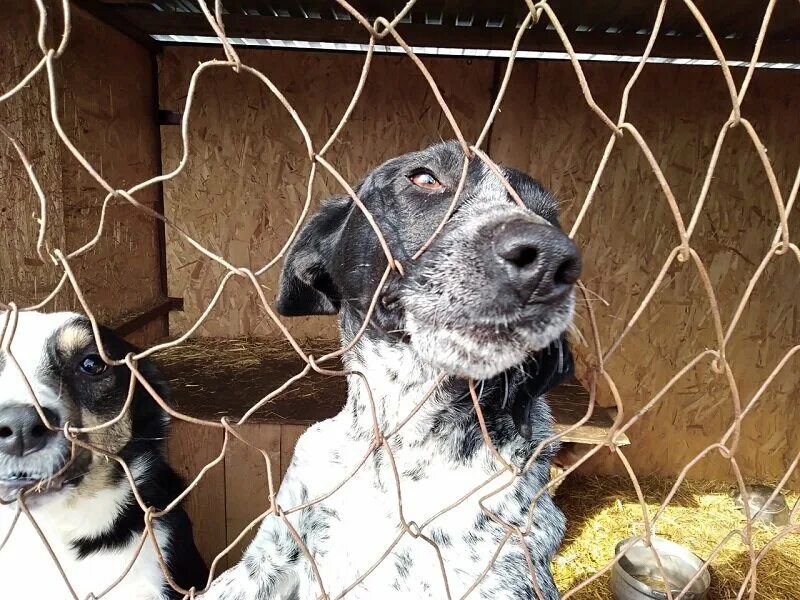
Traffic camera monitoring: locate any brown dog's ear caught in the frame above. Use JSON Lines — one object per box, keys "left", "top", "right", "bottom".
{"left": 276, "top": 196, "right": 351, "bottom": 317}
{"left": 512, "top": 335, "right": 574, "bottom": 440}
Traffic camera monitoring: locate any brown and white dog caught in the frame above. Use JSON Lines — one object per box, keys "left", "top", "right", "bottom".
{"left": 0, "top": 311, "right": 207, "bottom": 599}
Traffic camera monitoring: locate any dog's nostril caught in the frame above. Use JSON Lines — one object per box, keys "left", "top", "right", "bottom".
{"left": 506, "top": 246, "right": 538, "bottom": 269}
{"left": 0, "top": 427, "right": 12, "bottom": 438}
{"left": 555, "top": 257, "right": 580, "bottom": 286}
{"left": 496, "top": 238, "right": 539, "bottom": 270}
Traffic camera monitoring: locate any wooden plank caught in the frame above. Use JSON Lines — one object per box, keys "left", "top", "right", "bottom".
{"left": 280, "top": 424, "right": 307, "bottom": 480}
{"left": 121, "top": 315, "right": 168, "bottom": 347}
{"left": 549, "top": 380, "right": 630, "bottom": 446}
{"left": 113, "top": 297, "right": 184, "bottom": 337}
{"left": 158, "top": 109, "right": 184, "bottom": 126}
{"left": 151, "top": 50, "right": 170, "bottom": 304}
{"left": 224, "top": 423, "right": 282, "bottom": 565}
{"left": 159, "top": 338, "right": 345, "bottom": 424}
{"left": 166, "top": 420, "right": 227, "bottom": 570}
{"left": 113, "top": 8, "right": 800, "bottom": 62}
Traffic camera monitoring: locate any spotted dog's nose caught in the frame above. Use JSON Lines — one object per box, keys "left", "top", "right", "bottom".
{"left": 492, "top": 221, "right": 581, "bottom": 303}
{"left": 0, "top": 405, "right": 60, "bottom": 457}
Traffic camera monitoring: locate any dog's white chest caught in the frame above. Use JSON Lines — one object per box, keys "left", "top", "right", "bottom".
{"left": 0, "top": 505, "right": 169, "bottom": 600}
{"left": 215, "top": 337, "right": 567, "bottom": 600}
{"left": 287, "top": 418, "right": 518, "bottom": 599}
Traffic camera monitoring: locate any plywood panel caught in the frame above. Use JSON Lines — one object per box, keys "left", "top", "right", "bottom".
{"left": 156, "top": 45, "right": 799, "bottom": 484}
{"left": 166, "top": 420, "right": 227, "bottom": 568}
{"left": 0, "top": 4, "right": 163, "bottom": 325}
{"left": 0, "top": 2, "right": 67, "bottom": 309}
{"left": 57, "top": 7, "right": 162, "bottom": 323}
{"left": 491, "top": 61, "right": 800, "bottom": 483}
{"left": 223, "top": 423, "right": 282, "bottom": 565}
{"left": 158, "top": 47, "right": 494, "bottom": 340}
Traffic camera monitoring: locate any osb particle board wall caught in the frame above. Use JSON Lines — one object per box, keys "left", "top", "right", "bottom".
{"left": 159, "top": 49, "right": 798, "bottom": 483}
{"left": 0, "top": 3, "right": 162, "bottom": 330}
{"left": 158, "top": 47, "right": 494, "bottom": 339}
{"left": 492, "top": 61, "right": 799, "bottom": 484}
{"left": 0, "top": 2, "right": 66, "bottom": 309}
{"left": 58, "top": 7, "right": 163, "bottom": 325}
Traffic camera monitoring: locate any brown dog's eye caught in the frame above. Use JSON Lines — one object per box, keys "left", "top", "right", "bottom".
{"left": 80, "top": 354, "right": 107, "bottom": 376}
{"left": 409, "top": 171, "right": 443, "bottom": 190}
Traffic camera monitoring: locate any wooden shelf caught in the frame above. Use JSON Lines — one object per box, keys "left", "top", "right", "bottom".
{"left": 158, "top": 338, "right": 345, "bottom": 426}
{"left": 549, "top": 381, "right": 630, "bottom": 447}
{"left": 158, "top": 338, "right": 629, "bottom": 447}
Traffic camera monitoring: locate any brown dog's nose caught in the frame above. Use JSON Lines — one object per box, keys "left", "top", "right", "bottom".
{"left": 493, "top": 221, "right": 581, "bottom": 303}
{"left": 0, "top": 405, "right": 59, "bottom": 457}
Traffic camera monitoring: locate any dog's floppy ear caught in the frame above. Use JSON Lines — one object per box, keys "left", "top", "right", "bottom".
{"left": 512, "top": 335, "right": 574, "bottom": 440}
{"left": 276, "top": 196, "right": 351, "bottom": 317}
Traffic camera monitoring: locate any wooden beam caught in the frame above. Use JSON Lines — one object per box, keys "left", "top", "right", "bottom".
{"left": 158, "top": 109, "right": 183, "bottom": 126}
{"left": 113, "top": 297, "right": 184, "bottom": 338}
{"left": 111, "top": 8, "right": 800, "bottom": 63}
{"left": 549, "top": 380, "right": 630, "bottom": 447}
{"left": 151, "top": 62, "right": 172, "bottom": 302}
{"left": 72, "top": 0, "right": 160, "bottom": 53}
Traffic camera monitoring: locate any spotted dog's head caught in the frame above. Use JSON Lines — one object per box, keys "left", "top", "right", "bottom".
{"left": 277, "top": 141, "right": 580, "bottom": 415}
{"left": 0, "top": 311, "right": 168, "bottom": 504}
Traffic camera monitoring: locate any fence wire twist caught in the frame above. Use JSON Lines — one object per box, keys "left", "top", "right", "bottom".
{"left": 1, "top": 0, "right": 799, "bottom": 599}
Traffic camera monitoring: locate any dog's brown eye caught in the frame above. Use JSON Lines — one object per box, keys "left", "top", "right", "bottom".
{"left": 80, "top": 354, "right": 107, "bottom": 376}
{"left": 410, "top": 171, "right": 443, "bottom": 190}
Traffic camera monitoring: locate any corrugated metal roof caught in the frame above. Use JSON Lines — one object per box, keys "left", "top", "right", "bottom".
{"left": 98, "top": 1, "right": 800, "bottom": 63}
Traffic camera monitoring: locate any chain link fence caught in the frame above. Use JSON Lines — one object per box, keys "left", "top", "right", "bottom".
{"left": 1, "top": 1, "right": 798, "bottom": 599}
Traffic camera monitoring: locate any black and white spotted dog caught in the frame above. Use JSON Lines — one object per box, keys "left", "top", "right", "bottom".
{"left": 0, "top": 311, "right": 208, "bottom": 599}
{"left": 204, "top": 141, "right": 581, "bottom": 599}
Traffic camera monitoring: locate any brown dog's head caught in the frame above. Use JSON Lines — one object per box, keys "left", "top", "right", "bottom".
{"left": 0, "top": 311, "right": 168, "bottom": 505}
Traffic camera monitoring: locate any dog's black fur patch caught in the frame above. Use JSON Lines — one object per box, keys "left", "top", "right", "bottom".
{"left": 70, "top": 324, "right": 209, "bottom": 596}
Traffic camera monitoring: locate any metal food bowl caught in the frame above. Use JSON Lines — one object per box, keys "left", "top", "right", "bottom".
{"left": 611, "top": 536, "right": 711, "bottom": 600}
{"left": 733, "top": 484, "right": 790, "bottom": 527}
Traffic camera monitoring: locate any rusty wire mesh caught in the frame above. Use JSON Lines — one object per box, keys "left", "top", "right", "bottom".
{"left": 1, "top": 0, "right": 799, "bottom": 599}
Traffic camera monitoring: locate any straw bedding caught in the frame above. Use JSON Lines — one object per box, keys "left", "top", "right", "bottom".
{"left": 553, "top": 475, "right": 800, "bottom": 599}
